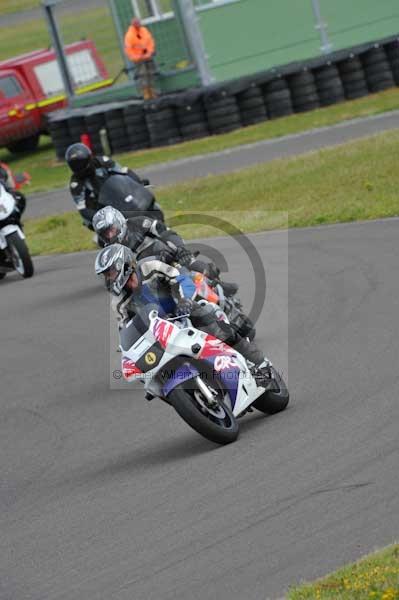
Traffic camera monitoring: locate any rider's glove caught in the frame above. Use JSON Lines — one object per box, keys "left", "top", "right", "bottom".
{"left": 159, "top": 247, "right": 177, "bottom": 264}
{"left": 175, "top": 298, "right": 193, "bottom": 317}
{"left": 175, "top": 246, "right": 193, "bottom": 267}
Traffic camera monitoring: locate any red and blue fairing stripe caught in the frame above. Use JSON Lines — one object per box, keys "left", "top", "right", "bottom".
{"left": 162, "top": 334, "right": 241, "bottom": 408}
{"left": 198, "top": 335, "right": 241, "bottom": 407}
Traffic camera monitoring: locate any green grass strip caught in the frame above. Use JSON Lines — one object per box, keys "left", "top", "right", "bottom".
{"left": 288, "top": 544, "right": 399, "bottom": 599}
{"left": 24, "top": 129, "right": 399, "bottom": 256}
{"left": 0, "top": 0, "right": 40, "bottom": 16}
{"left": 2, "top": 87, "right": 399, "bottom": 195}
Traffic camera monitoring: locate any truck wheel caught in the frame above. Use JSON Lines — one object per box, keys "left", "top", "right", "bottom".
{"left": 7, "top": 134, "right": 40, "bottom": 154}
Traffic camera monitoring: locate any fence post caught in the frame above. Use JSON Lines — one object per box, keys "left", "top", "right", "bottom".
{"left": 310, "top": 0, "right": 333, "bottom": 54}
{"left": 42, "top": 0, "right": 74, "bottom": 100}
{"left": 173, "top": 0, "right": 214, "bottom": 86}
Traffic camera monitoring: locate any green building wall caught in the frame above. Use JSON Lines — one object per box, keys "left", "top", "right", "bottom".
{"left": 323, "top": 0, "right": 399, "bottom": 49}
{"left": 199, "top": 0, "right": 399, "bottom": 82}
{"left": 111, "top": 0, "right": 199, "bottom": 94}
{"left": 74, "top": 0, "right": 399, "bottom": 105}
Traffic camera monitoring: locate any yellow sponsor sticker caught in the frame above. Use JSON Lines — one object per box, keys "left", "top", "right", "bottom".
{"left": 145, "top": 351, "right": 157, "bottom": 365}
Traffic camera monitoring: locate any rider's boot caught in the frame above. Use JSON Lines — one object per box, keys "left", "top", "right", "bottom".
{"left": 250, "top": 360, "right": 275, "bottom": 389}
{"left": 232, "top": 338, "right": 273, "bottom": 388}
{"left": 205, "top": 263, "right": 239, "bottom": 297}
{"left": 190, "top": 302, "right": 272, "bottom": 388}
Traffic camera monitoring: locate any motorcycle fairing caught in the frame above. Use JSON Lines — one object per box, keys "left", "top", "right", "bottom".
{"left": 121, "top": 313, "right": 265, "bottom": 416}
{"left": 162, "top": 362, "right": 200, "bottom": 397}
{"left": 0, "top": 224, "right": 25, "bottom": 250}
{"left": 0, "top": 185, "right": 16, "bottom": 220}
{"left": 122, "top": 357, "right": 143, "bottom": 379}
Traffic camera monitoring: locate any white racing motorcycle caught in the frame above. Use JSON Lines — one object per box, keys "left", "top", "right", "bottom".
{"left": 119, "top": 309, "right": 289, "bottom": 444}
{"left": 0, "top": 182, "right": 33, "bottom": 280}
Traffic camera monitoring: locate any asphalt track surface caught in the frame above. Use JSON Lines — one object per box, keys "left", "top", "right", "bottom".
{"left": 27, "top": 110, "right": 399, "bottom": 220}
{"left": 1, "top": 219, "right": 398, "bottom": 599}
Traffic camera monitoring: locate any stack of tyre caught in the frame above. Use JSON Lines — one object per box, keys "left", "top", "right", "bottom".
{"left": 204, "top": 88, "right": 241, "bottom": 134}
{"left": 48, "top": 116, "right": 73, "bottom": 160}
{"left": 336, "top": 54, "right": 369, "bottom": 100}
{"left": 175, "top": 96, "right": 209, "bottom": 141}
{"left": 262, "top": 76, "right": 293, "bottom": 118}
{"left": 287, "top": 68, "right": 320, "bottom": 113}
{"left": 104, "top": 107, "right": 130, "bottom": 154}
{"left": 144, "top": 100, "right": 181, "bottom": 147}
{"left": 360, "top": 44, "right": 394, "bottom": 93}
{"left": 68, "top": 113, "right": 86, "bottom": 145}
{"left": 313, "top": 63, "right": 345, "bottom": 106}
{"left": 84, "top": 109, "right": 106, "bottom": 155}
{"left": 385, "top": 38, "right": 399, "bottom": 85}
{"left": 123, "top": 103, "right": 150, "bottom": 150}
{"left": 236, "top": 83, "right": 268, "bottom": 126}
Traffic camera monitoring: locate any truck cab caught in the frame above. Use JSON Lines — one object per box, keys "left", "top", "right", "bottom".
{"left": 0, "top": 41, "right": 111, "bottom": 153}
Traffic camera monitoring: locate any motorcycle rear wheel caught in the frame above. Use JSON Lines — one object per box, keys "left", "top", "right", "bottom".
{"left": 253, "top": 367, "right": 289, "bottom": 414}
{"left": 169, "top": 380, "right": 239, "bottom": 445}
{"left": 7, "top": 232, "right": 34, "bottom": 278}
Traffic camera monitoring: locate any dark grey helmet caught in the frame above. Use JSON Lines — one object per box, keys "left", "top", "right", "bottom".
{"left": 65, "top": 143, "right": 93, "bottom": 175}
{"left": 95, "top": 243, "right": 136, "bottom": 296}
{"left": 92, "top": 206, "right": 127, "bottom": 245}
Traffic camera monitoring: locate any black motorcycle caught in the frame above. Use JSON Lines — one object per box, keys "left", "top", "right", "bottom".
{"left": 98, "top": 174, "right": 164, "bottom": 222}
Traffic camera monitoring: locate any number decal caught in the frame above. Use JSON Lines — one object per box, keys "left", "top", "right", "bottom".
{"left": 145, "top": 352, "right": 157, "bottom": 365}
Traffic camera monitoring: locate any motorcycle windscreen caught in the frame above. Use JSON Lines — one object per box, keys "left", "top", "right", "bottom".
{"left": 98, "top": 174, "right": 155, "bottom": 213}
{"left": 119, "top": 318, "right": 145, "bottom": 351}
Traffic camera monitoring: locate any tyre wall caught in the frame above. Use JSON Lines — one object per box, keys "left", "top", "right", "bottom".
{"left": 48, "top": 33, "right": 399, "bottom": 158}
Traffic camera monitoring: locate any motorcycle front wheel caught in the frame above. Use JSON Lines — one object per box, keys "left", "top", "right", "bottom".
{"left": 169, "top": 379, "right": 239, "bottom": 445}
{"left": 7, "top": 232, "right": 34, "bottom": 279}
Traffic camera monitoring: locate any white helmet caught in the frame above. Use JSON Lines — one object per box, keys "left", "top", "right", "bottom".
{"left": 95, "top": 243, "right": 136, "bottom": 296}
{"left": 92, "top": 206, "right": 127, "bottom": 245}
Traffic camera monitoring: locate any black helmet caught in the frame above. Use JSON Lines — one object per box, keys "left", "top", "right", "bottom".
{"left": 65, "top": 143, "right": 93, "bottom": 175}
{"left": 95, "top": 243, "right": 136, "bottom": 296}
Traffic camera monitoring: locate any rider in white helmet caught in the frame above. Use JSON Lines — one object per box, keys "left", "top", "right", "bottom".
{"left": 95, "top": 244, "right": 271, "bottom": 386}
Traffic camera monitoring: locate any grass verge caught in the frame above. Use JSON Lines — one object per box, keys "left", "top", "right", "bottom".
{"left": 2, "top": 87, "right": 399, "bottom": 195}
{"left": 25, "top": 129, "right": 399, "bottom": 256}
{"left": 0, "top": 0, "right": 40, "bottom": 16}
{"left": 288, "top": 544, "right": 399, "bottom": 599}
{"left": 0, "top": 1, "right": 120, "bottom": 15}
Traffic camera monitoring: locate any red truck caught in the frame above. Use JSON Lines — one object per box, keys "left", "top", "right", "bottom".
{"left": 0, "top": 40, "right": 111, "bottom": 154}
